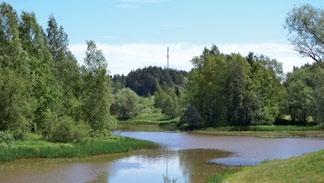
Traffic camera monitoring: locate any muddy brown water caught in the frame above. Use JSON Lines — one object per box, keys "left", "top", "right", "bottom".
{"left": 1, "top": 131, "right": 324, "bottom": 183}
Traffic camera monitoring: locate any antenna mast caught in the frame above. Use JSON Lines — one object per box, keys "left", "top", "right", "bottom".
{"left": 167, "top": 47, "right": 169, "bottom": 69}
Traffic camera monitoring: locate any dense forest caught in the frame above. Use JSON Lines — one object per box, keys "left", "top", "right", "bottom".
{"left": 112, "top": 66, "right": 187, "bottom": 96}
{"left": 0, "top": 3, "right": 115, "bottom": 142}
{"left": 0, "top": 2, "right": 323, "bottom": 143}
{"left": 180, "top": 47, "right": 323, "bottom": 128}
{"left": 179, "top": 4, "right": 323, "bottom": 128}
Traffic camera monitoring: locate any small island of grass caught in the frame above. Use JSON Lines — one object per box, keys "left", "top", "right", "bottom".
{"left": 0, "top": 135, "right": 158, "bottom": 161}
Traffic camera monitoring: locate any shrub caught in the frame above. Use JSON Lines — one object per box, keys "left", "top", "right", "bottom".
{"left": 180, "top": 105, "right": 203, "bottom": 129}
{"left": 154, "top": 88, "right": 180, "bottom": 118}
{"left": 48, "top": 117, "right": 90, "bottom": 143}
{"left": 111, "top": 88, "right": 141, "bottom": 119}
{"left": 0, "top": 131, "right": 15, "bottom": 145}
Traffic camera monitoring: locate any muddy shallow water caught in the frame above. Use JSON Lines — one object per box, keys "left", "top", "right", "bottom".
{"left": 118, "top": 131, "right": 324, "bottom": 165}
{"left": 1, "top": 131, "right": 324, "bottom": 183}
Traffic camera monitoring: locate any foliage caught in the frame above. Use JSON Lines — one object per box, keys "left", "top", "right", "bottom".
{"left": 285, "top": 67, "right": 315, "bottom": 124}
{"left": 183, "top": 46, "right": 284, "bottom": 127}
{"left": 48, "top": 117, "right": 90, "bottom": 143}
{"left": 81, "top": 40, "right": 116, "bottom": 132}
{"left": 285, "top": 4, "right": 323, "bottom": 63}
{"left": 0, "top": 131, "right": 15, "bottom": 145}
{"left": 0, "top": 69, "right": 36, "bottom": 135}
{"left": 111, "top": 88, "right": 141, "bottom": 119}
{"left": 180, "top": 105, "right": 203, "bottom": 129}
{"left": 154, "top": 87, "right": 181, "bottom": 118}
{"left": 117, "top": 66, "right": 187, "bottom": 96}
{"left": 0, "top": 3, "right": 116, "bottom": 142}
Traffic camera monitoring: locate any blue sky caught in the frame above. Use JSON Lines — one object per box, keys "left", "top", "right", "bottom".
{"left": 2, "top": 0, "right": 323, "bottom": 74}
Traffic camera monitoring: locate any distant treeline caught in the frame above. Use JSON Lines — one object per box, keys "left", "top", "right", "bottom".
{"left": 112, "top": 66, "right": 187, "bottom": 96}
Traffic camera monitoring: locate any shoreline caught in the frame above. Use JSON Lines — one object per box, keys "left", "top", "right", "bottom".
{"left": 0, "top": 136, "right": 158, "bottom": 162}
{"left": 207, "top": 149, "right": 324, "bottom": 183}
{"left": 192, "top": 130, "right": 324, "bottom": 138}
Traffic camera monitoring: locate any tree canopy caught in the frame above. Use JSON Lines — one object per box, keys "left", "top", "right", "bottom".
{"left": 0, "top": 3, "right": 116, "bottom": 141}
{"left": 285, "top": 4, "right": 323, "bottom": 62}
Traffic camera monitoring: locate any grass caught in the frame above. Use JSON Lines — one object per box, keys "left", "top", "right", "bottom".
{"left": 0, "top": 136, "right": 158, "bottom": 161}
{"left": 194, "top": 125, "right": 324, "bottom": 138}
{"left": 210, "top": 150, "right": 324, "bottom": 183}
{"left": 119, "top": 96, "right": 180, "bottom": 127}
{"left": 206, "top": 169, "right": 240, "bottom": 183}
{"left": 120, "top": 96, "right": 169, "bottom": 124}
{"left": 204, "top": 125, "right": 322, "bottom": 131}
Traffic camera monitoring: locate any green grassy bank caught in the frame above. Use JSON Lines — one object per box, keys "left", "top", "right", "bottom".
{"left": 194, "top": 125, "right": 324, "bottom": 138}
{"left": 207, "top": 150, "right": 324, "bottom": 183}
{"left": 0, "top": 136, "right": 158, "bottom": 161}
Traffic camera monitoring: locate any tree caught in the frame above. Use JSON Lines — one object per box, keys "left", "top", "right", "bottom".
{"left": 111, "top": 88, "right": 141, "bottom": 119}
{"left": 182, "top": 46, "right": 284, "bottom": 128}
{"left": 284, "top": 66, "right": 315, "bottom": 124}
{"left": 82, "top": 40, "right": 116, "bottom": 133}
{"left": 313, "top": 64, "right": 324, "bottom": 124}
{"left": 223, "top": 55, "right": 250, "bottom": 125}
{"left": 125, "top": 66, "right": 187, "bottom": 96}
{"left": 46, "top": 16, "right": 82, "bottom": 122}
{"left": 154, "top": 88, "right": 180, "bottom": 118}
{"left": 285, "top": 4, "right": 323, "bottom": 62}
{"left": 180, "top": 105, "right": 203, "bottom": 129}
{"left": 0, "top": 69, "right": 36, "bottom": 138}
{"left": 19, "top": 12, "right": 61, "bottom": 134}
{"left": 46, "top": 16, "right": 68, "bottom": 62}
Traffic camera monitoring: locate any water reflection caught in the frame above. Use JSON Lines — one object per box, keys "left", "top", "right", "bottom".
{"left": 94, "top": 149, "right": 229, "bottom": 183}
{"left": 1, "top": 131, "right": 324, "bottom": 183}
{"left": 119, "top": 131, "right": 324, "bottom": 165}
{"left": 0, "top": 149, "right": 229, "bottom": 183}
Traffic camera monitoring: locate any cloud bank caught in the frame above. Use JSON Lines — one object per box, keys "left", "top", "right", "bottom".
{"left": 69, "top": 42, "right": 312, "bottom": 75}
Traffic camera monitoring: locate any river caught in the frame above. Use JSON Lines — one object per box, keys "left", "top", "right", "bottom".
{"left": 1, "top": 131, "right": 324, "bottom": 183}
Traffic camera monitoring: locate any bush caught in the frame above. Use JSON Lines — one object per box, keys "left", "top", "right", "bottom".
{"left": 154, "top": 88, "right": 180, "bottom": 118}
{"left": 48, "top": 117, "right": 90, "bottom": 143}
{"left": 111, "top": 88, "right": 141, "bottom": 119}
{"left": 180, "top": 105, "right": 203, "bottom": 129}
{"left": 0, "top": 131, "right": 15, "bottom": 145}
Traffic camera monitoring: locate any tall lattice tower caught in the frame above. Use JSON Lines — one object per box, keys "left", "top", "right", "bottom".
{"left": 167, "top": 47, "right": 169, "bottom": 69}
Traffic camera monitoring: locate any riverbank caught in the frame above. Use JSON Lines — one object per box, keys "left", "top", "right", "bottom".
{"left": 0, "top": 136, "right": 158, "bottom": 161}
{"left": 208, "top": 150, "right": 324, "bottom": 183}
{"left": 193, "top": 125, "right": 324, "bottom": 138}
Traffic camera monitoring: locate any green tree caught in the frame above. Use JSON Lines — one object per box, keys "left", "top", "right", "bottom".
{"left": 0, "top": 69, "right": 36, "bottom": 137}
{"left": 111, "top": 88, "right": 141, "bottom": 119}
{"left": 285, "top": 66, "right": 315, "bottom": 124}
{"left": 313, "top": 64, "right": 324, "bottom": 124}
{"left": 154, "top": 88, "right": 180, "bottom": 118}
{"left": 82, "top": 40, "right": 116, "bottom": 133}
{"left": 46, "top": 16, "right": 82, "bottom": 122}
{"left": 223, "top": 55, "right": 250, "bottom": 125}
{"left": 46, "top": 16, "right": 68, "bottom": 62}
{"left": 180, "top": 105, "right": 203, "bottom": 129}
{"left": 19, "top": 12, "right": 61, "bottom": 135}
{"left": 0, "top": 3, "right": 26, "bottom": 72}
{"left": 183, "top": 46, "right": 284, "bottom": 128}
{"left": 248, "top": 57, "right": 284, "bottom": 125}
{"left": 285, "top": 4, "right": 323, "bottom": 62}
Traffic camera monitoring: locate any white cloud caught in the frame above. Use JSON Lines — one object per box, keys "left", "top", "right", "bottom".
{"left": 69, "top": 42, "right": 313, "bottom": 75}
